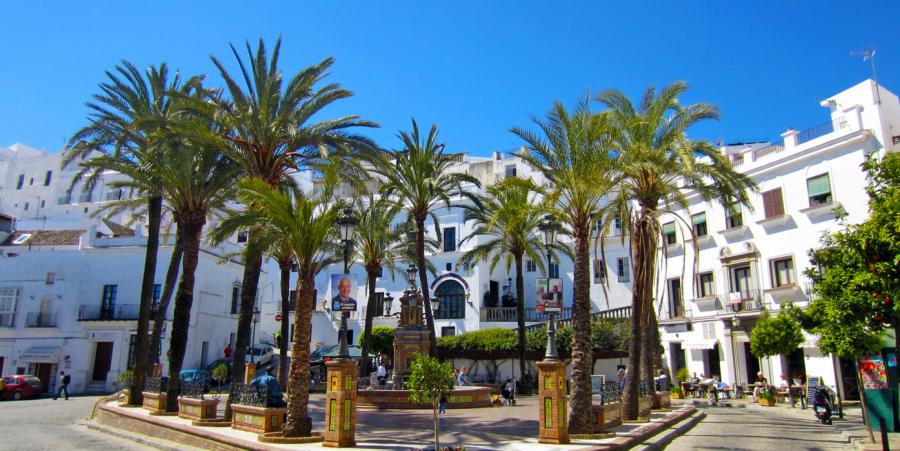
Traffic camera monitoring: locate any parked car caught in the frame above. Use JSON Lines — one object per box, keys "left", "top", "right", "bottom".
{"left": 1, "top": 375, "right": 43, "bottom": 400}
{"left": 179, "top": 369, "right": 214, "bottom": 392}
{"left": 245, "top": 345, "right": 275, "bottom": 367}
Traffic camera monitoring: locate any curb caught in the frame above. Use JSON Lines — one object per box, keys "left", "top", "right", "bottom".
{"left": 83, "top": 421, "right": 193, "bottom": 451}
{"left": 630, "top": 410, "right": 706, "bottom": 451}
{"left": 585, "top": 406, "right": 700, "bottom": 450}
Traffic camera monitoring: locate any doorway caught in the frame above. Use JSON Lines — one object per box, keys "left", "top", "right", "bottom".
{"left": 839, "top": 357, "right": 861, "bottom": 400}
{"left": 34, "top": 363, "right": 53, "bottom": 392}
{"left": 671, "top": 343, "right": 686, "bottom": 374}
{"left": 92, "top": 342, "right": 114, "bottom": 382}
{"left": 0, "top": 357, "right": 4, "bottom": 375}
{"left": 201, "top": 341, "right": 209, "bottom": 368}
{"left": 785, "top": 348, "right": 807, "bottom": 382}
{"left": 706, "top": 344, "right": 721, "bottom": 378}
{"left": 668, "top": 279, "right": 682, "bottom": 318}
{"left": 744, "top": 342, "right": 761, "bottom": 383}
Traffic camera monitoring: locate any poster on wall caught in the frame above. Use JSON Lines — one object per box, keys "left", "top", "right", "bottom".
{"left": 859, "top": 356, "right": 889, "bottom": 390}
{"left": 536, "top": 278, "right": 563, "bottom": 312}
{"left": 330, "top": 274, "right": 358, "bottom": 312}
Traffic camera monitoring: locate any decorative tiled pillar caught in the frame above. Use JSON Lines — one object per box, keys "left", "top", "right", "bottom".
{"left": 324, "top": 359, "right": 358, "bottom": 447}
{"left": 537, "top": 360, "right": 569, "bottom": 444}
{"left": 244, "top": 363, "right": 255, "bottom": 384}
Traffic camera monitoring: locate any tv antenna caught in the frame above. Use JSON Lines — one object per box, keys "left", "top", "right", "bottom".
{"left": 850, "top": 47, "right": 881, "bottom": 105}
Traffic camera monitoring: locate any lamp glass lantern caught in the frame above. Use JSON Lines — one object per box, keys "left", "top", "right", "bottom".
{"left": 405, "top": 264, "right": 418, "bottom": 286}
{"left": 337, "top": 207, "right": 358, "bottom": 242}
{"left": 430, "top": 296, "right": 440, "bottom": 313}
{"left": 384, "top": 293, "right": 394, "bottom": 316}
{"left": 539, "top": 214, "right": 559, "bottom": 247}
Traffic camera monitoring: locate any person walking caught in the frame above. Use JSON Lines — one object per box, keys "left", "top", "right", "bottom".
{"left": 53, "top": 371, "right": 70, "bottom": 400}
{"left": 376, "top": 363, "right": 387, "bottom": 386}
{"left": 438, "top": 393, "right": 448, "bottom": 414}
{"left": 224, "top": 343, "right": 233, "bottom": 359}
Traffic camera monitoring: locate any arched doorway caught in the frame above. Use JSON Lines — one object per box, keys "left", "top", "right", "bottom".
{"left": 435, "top": 280, "right": 465, "bottom": 319}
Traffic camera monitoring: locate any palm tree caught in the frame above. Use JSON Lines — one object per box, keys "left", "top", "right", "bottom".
{"left": 373, "top": 120, "right": 481, "bottom": 354}
{"left": 352, "top": 197, "right": 407, "bottom": 376}
{"left": 63, "top": 62, "right": 192, "bottom": 405}
{"left": 458, "top": 177, "right": 557, "bottom": 392}
{"left": 512, "top": 98, "right": 616, "bottom": 433}
{"left": 596, "top": 82, "right": 756, "bottom": 419}
{"left": 190, "top": 38, "right": 377, "bottom": 417}
{"left": 225, "top": 176, "right": 342, "bottom": 437}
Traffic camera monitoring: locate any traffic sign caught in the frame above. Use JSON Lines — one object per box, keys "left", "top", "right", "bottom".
{"left": 275, "top": 314, "right": 282, "bottom": 321}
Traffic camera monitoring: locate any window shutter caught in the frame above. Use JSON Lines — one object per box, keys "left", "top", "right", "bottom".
{"left": 763, "top": 188, "right": 784, "bottom": 218}
{"left": 691, "top": 213, "right": 706, "bottom": 225}
{"left": 807, "top": 174, "right": 831, "bottom": 197}
{"left": 662, "top": 222, "right": 676, "bottom": 235}
{"left": 725, "top": 203, "right": 741, "bottom": 218}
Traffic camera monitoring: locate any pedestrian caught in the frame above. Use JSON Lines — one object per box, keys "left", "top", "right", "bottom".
{"left": 457, "top": 366, "right": 469, "bottom": 386}
{"left": 54, "top": 371, "right": 70, "bottom": 400}
{"left": 453, "top": 368, "right": 460, "bottom": 386}
{"left": 377, "top": 363, "right": 387, "bottom": 386}
{"left": 224, "top": 343, "right": 233, "bottom": 359}
{"left": 438, "top": 393, "right": 448, "bottom": 414}
{"left": 617, "top": 367, "right": 626, "bottom": 390}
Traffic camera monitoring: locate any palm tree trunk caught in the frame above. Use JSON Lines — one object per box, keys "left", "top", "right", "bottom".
{"left": 148, "top": 226, "right": 183, "bottom": 367}
{"left": 360, "top": 267, "right": 379, "bottom": 378}
{"left": 284, "top": 271, "right": 315, "bottom": 437}
{"left": 568, "top": 221, "right": 594, "bottom": 434}
{"left": 225, "top": 230, "right": 264, "bottom": 420}
{"left": 514, "top": 252, "right": 528, "bottom": 394}
{"left": 278, "top": 257, "right": 291, "bottom": 388}
{"left": 130, "top": 195, "right": 162, "bottom": 406}
{"left": 644, "top": 307, "right": 662, "bottom": 409}
{"left": 164, "top": 216, "right": 205, "bottom": 412}
{"left": 623, "top": 210, "right": 654, "bottom": 420}
{"left": 415, "top": 218, "right": 438, "bottom": 356}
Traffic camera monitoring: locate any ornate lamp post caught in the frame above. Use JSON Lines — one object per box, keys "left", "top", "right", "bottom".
{"left": 336, "top": 207, "right": 358, "bottom": 359}
{"left": 383, "top": 292, "right": 394, "bottom": 316}
{"left": 538, "top": 214, "right": 560, "bottom": 360}
{"left": 250, "top": 307, "right": 261, "bottom": 364}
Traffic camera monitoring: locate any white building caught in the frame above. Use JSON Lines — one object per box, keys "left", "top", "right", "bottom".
{"left": 656, "top": 80, "right": 900, "bottom": 401}
{"left": 0, "top": 144, "right": 270, "bottom": 394}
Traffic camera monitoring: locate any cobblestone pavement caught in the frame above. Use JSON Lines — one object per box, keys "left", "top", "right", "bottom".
{"left": 0, "top": 395, "right": 155, "bottom": 451}
{"left": 666, "top": 402, "right": 853, "bottom": 451}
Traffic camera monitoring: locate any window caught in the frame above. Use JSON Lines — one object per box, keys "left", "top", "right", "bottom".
{"left": 40, "top": 200, "right": 45, "bottom": 208}
{"left": 441, "top": 326, "right": 456, "bottom": 337}
{"left": 771, "top": 257, "right": 795, "bottom": 288}
{"left": 16, "top": 175, "right": 24, "bottom": 190}
{"left": 29, "top": 178, "right": 33, "bottom": 186}
{"left": 373, "top": 292, "right": 385, "bottom": 317}
{"left": 668, "top": 278, "right": 682, "bottom": 318}
{"left": 662, "top": 222, "right": 676, "bottom": 245}
{"left": 617, "top": 258, "right": 630, "bottom": 283}
{"left": 549, "top": 260, "right": 559, "bottom": 279}
{"left": 526, "top": 260, "right": 536, "bottom": 273}
{"left": 0, "top": 288, "right": 19, "bottom": 327}
{"left": 691, "top": 213, "right": 707, "bottom": 237}
{"left": 375, "top": 266, "right": 383, "bottom": 278}
{"left": 807, "top": 173, "right": 832, "bottom": 206}
{"left": 23, "top": 202, "right": 28, "bottom": 211}
{"left": 612, "top": 218, "right": 622, "bottom": 235}
{"left": 345, "top": 329, "right": 354, "bottom": 345}
{"left": 44, "top": 171, "right": 52, "bottom": 186}
{"left": 505, "top": 165, "right": 517, "bottom": 178}
{"left": 435, "top": 281, "right": 466, "bottom": 319}
{"left": 289, "top": 290, "right": 297, "bottom": 311}
{"left": 237, "top": 231, "right": 248, "bottom": 243}
{"left": 127, "top": 335, "right": 137, "bottom": 370}
{"left": 230, "top": 286, "right": 240, "bottom": 314}
{"left": 697, "top": 273, "right": 715, "bottom": 298}
{"left": 101, "top": 285, "right": 117, "bottom": 318}
{"left": 151, "top": 284, "right": 162, "bottom": 312}
{"left": 725, "top": 203, "right": 743, "bottom": 228}
{"left": 442, "top": 227, "right": 456, "bottom": 252}
{"left": 291, "top": 262, "right": 298, "bottom": 272}
{"left": 595, "top": 218, "right": 603, "bottom": 232}
{"left": 445, "top": 262, "right": 452, "bottom": 271}
{"left": 762, "top": 188, "right": 785, "bottom": 218}
{"left": 593, "top": 259, "right": 606, "bottom": 284}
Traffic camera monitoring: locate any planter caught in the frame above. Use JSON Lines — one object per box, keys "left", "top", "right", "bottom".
{"left": 671, "top": 392, "right": 684, "bottom": 399}
{"left": 758, "top": 397, "right": 776, "bottom": 407}
{"left": 177, "top": 397, "right": 219, "bottom": 421}
{"left": 638, "top": 395, "right": 653, "bottom": 417}
{"left": 591, "top": 403, "right": 622, "bottom": 432}
{"left": 141, "top": 391, "right": 167, "bottom": 413}
{"left": 231, "top": 404, "right": 287, "bottom": 434}
{"left": 656, "top": 391, "right": 672, "bottom": 409}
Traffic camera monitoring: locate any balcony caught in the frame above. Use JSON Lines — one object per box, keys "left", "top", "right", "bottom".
{"left": 480, "top": 307, "right": 574, "bottom": 322}
{"left": 718, "top": 290, "right": 765, "bottom": 314}
{"left": 25, "top": 312, "right": 58, "bottom": 328}
{"left": 0, "top": 313, "right": 15, "bottom": 327}
{"left": 78, "top": 193, "right": 93, "bottom": 203}
{"left": 78, "top": 304, "right": 140, "bottom": 321}
{"left": 659, "top": 307, "right": 691, "bottom": 323}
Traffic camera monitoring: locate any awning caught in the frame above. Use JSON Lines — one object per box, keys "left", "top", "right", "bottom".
{"left": 681, "top": 339, "right": 717, "bottom": 350}
{"left": 19, "top": 346, "right": 61, "bottom": 362}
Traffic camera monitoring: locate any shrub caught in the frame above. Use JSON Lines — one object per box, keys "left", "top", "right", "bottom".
{"left": 675, "top": 367, "right": 690, "bottom": 383}
{"left": 118, "top": 369, "right": 134, "bottom": 388}
{"left": 211, "top": 363, "right": 229, "bottom": 384}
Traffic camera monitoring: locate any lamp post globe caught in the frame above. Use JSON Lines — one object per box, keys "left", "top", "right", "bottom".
{"left": 405, "top": 264, "right": 418, "bottom": 288}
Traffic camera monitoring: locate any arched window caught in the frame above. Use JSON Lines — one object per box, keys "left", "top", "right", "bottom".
{"left": 434, "top": 280, "right": 465, "bottom": 319}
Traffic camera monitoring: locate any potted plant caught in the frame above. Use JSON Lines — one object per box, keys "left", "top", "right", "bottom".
{"left": 118, "top": 369, "right": 134, "bottom": 405}
{"left": 757, "top": 390, "right": 776, "bottom": 407}
{"left": 670, "top": 385, "right": 684, "bottom": 399}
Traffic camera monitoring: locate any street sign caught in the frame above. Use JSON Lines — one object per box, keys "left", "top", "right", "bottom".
{"left": 275, "top": 314, "right": 282, "bottom": 321}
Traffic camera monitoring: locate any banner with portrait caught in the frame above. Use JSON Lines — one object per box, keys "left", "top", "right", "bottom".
{"left": 330, "top": 274, "right": 358, "bottom": 312}
{"left": 536, "top": 278, "right": 563, "bottom": 312}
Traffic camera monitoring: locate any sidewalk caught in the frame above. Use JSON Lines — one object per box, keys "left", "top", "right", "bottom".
{"left": 93, "top": 394, "right": 702, "bottom": 450}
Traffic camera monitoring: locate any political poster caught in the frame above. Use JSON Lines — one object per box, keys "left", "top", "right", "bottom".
{"left": 536, "top": 278, "right": 563, "bottom": 312}
{"left": 330, "top": 274, "right": 358, "bottom": 312}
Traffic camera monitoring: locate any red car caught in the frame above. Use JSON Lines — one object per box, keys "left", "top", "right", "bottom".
{"left": 1, "top": 375, "right": 44, "bottom": 400}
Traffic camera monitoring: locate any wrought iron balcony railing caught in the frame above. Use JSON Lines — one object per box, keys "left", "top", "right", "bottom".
{"left": 25, "top": 312, "right": 58, "bottom": 327}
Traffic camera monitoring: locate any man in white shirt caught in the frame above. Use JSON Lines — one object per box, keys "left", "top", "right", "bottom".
{"left": 377, "top": 363, "right": 387, "bottom": 386}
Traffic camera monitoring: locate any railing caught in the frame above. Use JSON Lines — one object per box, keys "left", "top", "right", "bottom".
{"left": 659, "top": 307, "right": 690, "bottom": 321}
{"left": 729, "top": 154, "right": 745, "bottom": 167}
{"left": 78, "top": 304, "right": 141, "bottom": 321}
{"left": 0, "top": 313, "right": 14, "bottom": 327}
{"left": 797, "top": 118, "right": 848, "bottom": 145}
{"left": 25, "top": 312, "right": 58, "bottom": 327}
{"left": 597, "top": 382, "right": 622, "bottom": 406}
{"left": 519, "top": 306, "right": 630, "bottom": 332}
{"left": 105, "top": 191, "right": 124, "bottom": 201}
{"left": 231, "top": 383, "right": 269, "bottom": 407}
{"left": 639, "top": 381, "right": 651, "bottom": 397}
{"left": 145, "top": 376, "right": 167, "bottom": 393}
{"left": 180, "top": 381, "right": 209, "bottom": 399}
{"left": 78, "top": 193, "right": 93, "bottom": 203}
{"left": 718, "top": 290, "right": 765, "bottom": 314}
{"left": 752, "top": 141, "right": 785, "bottom": 161}
{"left": 481, "top": 307, "right": 517, "bottom": 322}
{"left": 592, "top": 306, "right": 631, "bottom": 320}
{"left": 57, "top": 195, "right": 71, "bottom": 205}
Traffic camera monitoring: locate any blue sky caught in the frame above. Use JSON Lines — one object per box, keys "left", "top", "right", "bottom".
{"left": 2, "top": 1, "right": 898, "bottom": 156}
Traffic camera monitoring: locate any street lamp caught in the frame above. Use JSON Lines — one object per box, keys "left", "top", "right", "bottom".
{"left": 405, "top": 264, "right": 418, "bottom": 287}
{"left": 250, "top": 307, "right": 261, "bottom": 364}
{"left": 538, "top": 214, "right": 560, "bottom": 360}
{"left": 383, "top": 292, "right": 394, "bottom": 316}
{"left": 336, "top": 207, "right": 357, "bottom": 359}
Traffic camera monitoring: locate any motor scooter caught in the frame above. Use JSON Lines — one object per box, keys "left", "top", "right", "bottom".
{"left": 810, "top": 386, "right": 833, "bottom": 425}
